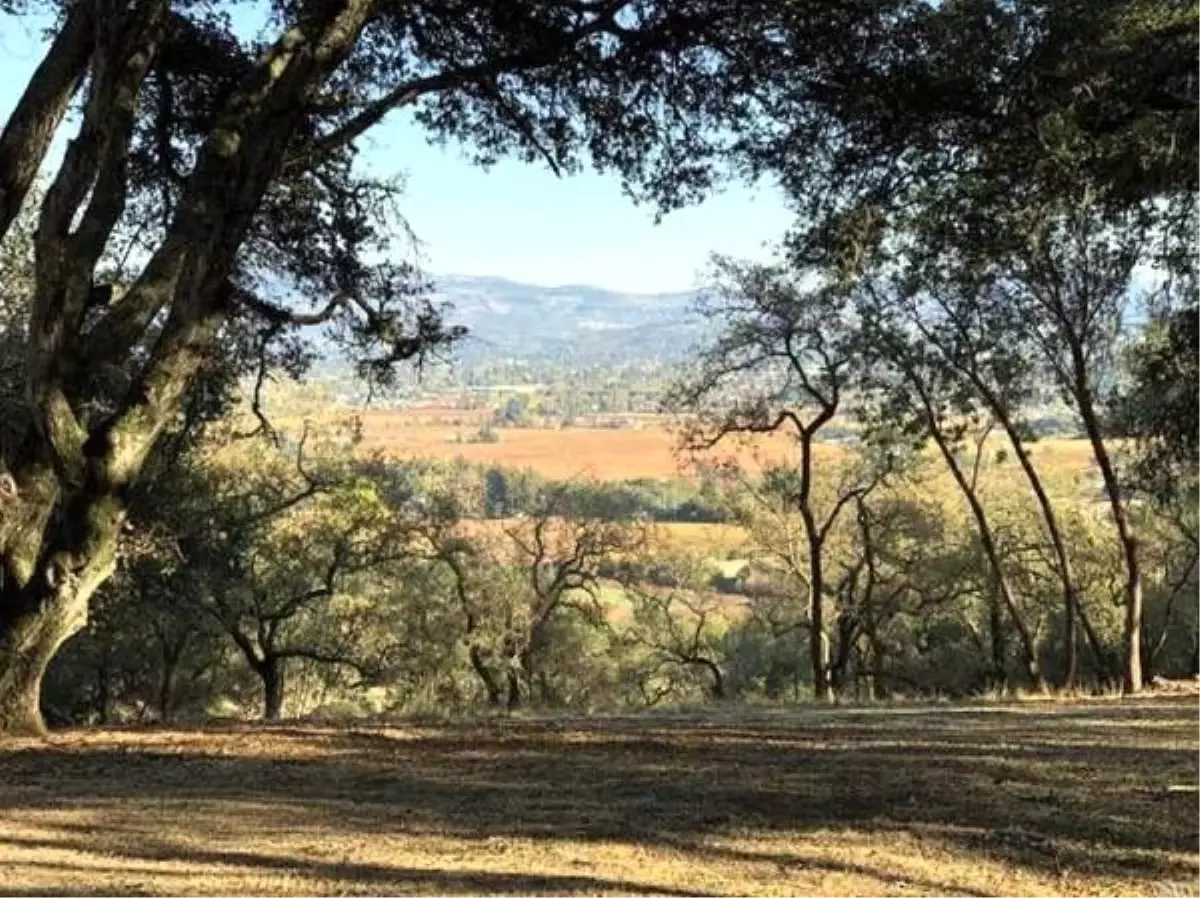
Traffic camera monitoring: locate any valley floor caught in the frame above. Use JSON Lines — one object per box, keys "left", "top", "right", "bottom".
{"left": 0, "top": 698, "right": 1196, "bottom": 897}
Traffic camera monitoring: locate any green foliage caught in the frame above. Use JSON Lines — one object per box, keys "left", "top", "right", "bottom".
{"left": 1112, "top": 302, "right": 1200, "bottom": 504}
{"left": 44, "top": 403, "right": 1200, "bottom": 722}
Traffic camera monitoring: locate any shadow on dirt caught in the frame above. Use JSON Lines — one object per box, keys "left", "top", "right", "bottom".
{"left": 0, "top": 698, "right": 1195, "bottom": 893}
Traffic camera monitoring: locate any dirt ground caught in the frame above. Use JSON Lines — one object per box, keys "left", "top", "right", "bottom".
{"left": 0, "top": 698, "right": 1196, "bottom": 897}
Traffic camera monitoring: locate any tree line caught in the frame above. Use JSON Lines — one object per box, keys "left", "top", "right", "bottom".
{"left": 41, "top": 349, "right": 1199, "bottom": 723}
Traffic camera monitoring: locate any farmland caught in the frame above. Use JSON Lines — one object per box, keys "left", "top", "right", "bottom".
{"left": 0, "top": 698, "right": 1195, "bottom": 897}
{"left": 351, "top": 407, "right": 795, "bottom": 479}
{"left": 343, "top": 407, "right": 1101, "bottom": 483}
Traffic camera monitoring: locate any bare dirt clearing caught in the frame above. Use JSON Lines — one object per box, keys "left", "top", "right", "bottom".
{"left": 0, "top": 699, "right": 1195, "bottom": 897}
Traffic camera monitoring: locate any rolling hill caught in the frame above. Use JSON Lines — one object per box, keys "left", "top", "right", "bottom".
{"left": 431, "top": 275, "right": 704, "bottom": 363}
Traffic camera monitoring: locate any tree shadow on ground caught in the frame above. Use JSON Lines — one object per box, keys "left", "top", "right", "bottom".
{"left": 0, "top": 844, "right": 712, "bottom": 897}
{"left": 0, "top": 698, "right": 1195, "bottom": 893}
{"left": 0, "top": 834, "right": 1003, "bottom": 897}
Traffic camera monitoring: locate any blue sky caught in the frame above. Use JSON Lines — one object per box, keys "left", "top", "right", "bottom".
{"left": 0, "top": 11, "right": 794, "bottom": 294}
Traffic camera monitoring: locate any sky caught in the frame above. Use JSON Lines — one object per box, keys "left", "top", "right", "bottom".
{"left": 0, "top": 11, "right": 795, "bottom": 295}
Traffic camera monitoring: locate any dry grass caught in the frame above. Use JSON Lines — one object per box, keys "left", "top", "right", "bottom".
{"left": 0, "top": 698, "right": 1196, "bottom": 897}
{"left": 457, "top": 520, "right": 748, "bottom": 559}
{"left": 276, "top": 403, "right": 1108, "bottom": 487}
{"left": 339, "top": 408, "right": 1105, "bottom": 483}
{"left": 349, "top": 411, "right": 839, "bottom": 480}
{"left": 650, "top": 522, "right": 749, "bottom": 555}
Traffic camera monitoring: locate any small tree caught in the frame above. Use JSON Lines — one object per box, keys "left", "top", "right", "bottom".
{"left": 408, "top": 479, "right": 642, "bottom": 709}
{"left": 669, "top": 258, "right": 872, "bottom": 700}
{"left": 403, "top": 491, "right": 513, "bottom": 707}
{"left": 620, "top": 554, "right": 729, "bottom": 701}
{"left": 160, "top": 425, "right": 406, "bottom": 720}
{"left": 500, "top": 485, "right": 644, "bottom": 708}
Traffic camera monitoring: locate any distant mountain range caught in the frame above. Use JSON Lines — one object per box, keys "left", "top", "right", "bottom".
{"left": 429, "top": 275, "right": 705, "bottom": 363}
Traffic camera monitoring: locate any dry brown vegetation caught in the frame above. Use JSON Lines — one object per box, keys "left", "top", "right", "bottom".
{"left": 349, "top": 410, "right": 843, "bottom": 479}
{"left": 340, "top": 409, "right": 1104, "bottom": 484}
{"left": 0, "top": 698, "right": 1196, "bottom": 897}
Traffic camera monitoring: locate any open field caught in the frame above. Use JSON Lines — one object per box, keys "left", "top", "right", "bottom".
{"left": 351, "top": 409, "right": 844, "bottom": 479}
{"left": 0, "top": 698, "right": 1196, "bottom": 896}
{"left": 339, "top": 408, "right": 1105, "bottom": 483}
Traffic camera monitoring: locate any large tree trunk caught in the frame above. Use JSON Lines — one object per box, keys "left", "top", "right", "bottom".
{"left": 0, "top": 1, "right": 379, "bottom": 733}
{"left": 0, "top": 580, "right": 92, "bottom": 735}
{"left": 259, "top": 657, "right": 285, "bottom": 722}
{"left": 0, "top": 477, "right": 122, "bottom": 735}
{"left": 468, "top": 644, "right": 503, "bottom": 706}
{"left": 0, "top": 2, "right": 95, "bottom": 240}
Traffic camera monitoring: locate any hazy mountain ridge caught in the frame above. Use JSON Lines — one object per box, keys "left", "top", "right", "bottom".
{"left": 431, "top": 275, "right": 705, "bottom": 363}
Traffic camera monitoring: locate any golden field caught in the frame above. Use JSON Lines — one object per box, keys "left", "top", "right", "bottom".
{"left": 342, "top": 408, "right": 1101, "bottom": 482}
{"left": 350, "top": 407, "right": 801, "bottom": 479}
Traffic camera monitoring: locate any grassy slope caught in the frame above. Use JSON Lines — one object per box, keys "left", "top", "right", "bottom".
{"left": 0, "top": 698, "right": 1196, "bottom": 897}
